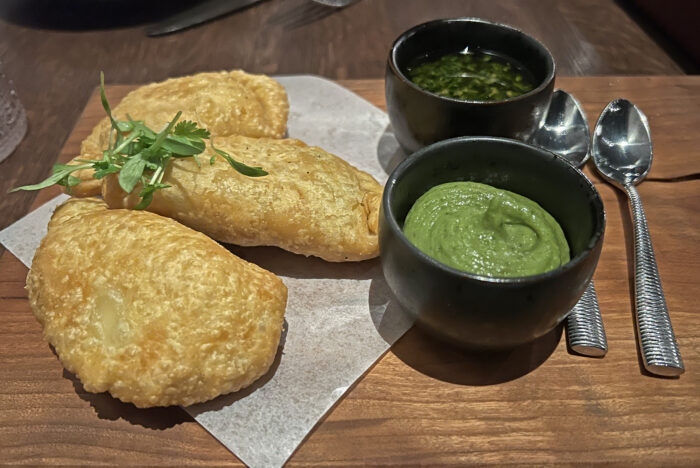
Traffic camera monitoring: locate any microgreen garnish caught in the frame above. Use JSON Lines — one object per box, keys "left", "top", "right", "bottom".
{"left": 211, "top": 140, "right": 267, "bottom": 177}
{"left": 12, "top": 72, "right": 267, "bottom": 209}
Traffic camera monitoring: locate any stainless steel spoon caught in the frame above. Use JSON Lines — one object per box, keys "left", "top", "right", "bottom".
{"left": 532, "top": 89, "right": 608, "bottom": 357}
{"left": 311, "top": 0, "right": 359, "bottom": 6}
{"left": 592, "top": 99, "right": 684, "bottom": 376}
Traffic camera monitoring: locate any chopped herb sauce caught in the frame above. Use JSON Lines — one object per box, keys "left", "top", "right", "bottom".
{"left": 407, "top": 51, "right": 535, "bottom": 101}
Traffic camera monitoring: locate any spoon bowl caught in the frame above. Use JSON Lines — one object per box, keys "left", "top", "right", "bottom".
{"left": 592, "top": 99, "right": 653, "bottom": 188}
{"left": 532, "top": 89, "right": 590, "bottom": 167}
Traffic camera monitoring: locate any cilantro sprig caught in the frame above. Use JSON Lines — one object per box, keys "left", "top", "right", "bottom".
{"left": 12, "top": 72, "right": 267, "bottom": 209}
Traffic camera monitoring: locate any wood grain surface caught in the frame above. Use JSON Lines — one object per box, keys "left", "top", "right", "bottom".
{"left": 1, "top": 77, "right": 699, "bottom": 466}
{"left": 0, "top": 0, "right": 689, "bottom": 236}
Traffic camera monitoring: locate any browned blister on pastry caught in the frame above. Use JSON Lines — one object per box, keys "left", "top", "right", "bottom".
{"left": 70, "top": 70, "right": 289, "bottom": 197}
{"left": 103, "top": 136, "right": 382, "bottom": 262}
{"left": 27, "top": 198, "right": 287, "bottom": 408}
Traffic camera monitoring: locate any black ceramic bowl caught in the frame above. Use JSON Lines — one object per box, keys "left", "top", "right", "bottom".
{"left": 386, "top": 18, "right": 555, "bottom": 153}
{"left": 379, "top": 137, "right": 605, "bottom": 349}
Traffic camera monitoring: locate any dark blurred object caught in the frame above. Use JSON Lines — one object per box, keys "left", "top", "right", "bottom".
{"left": 0, "top": 0, "right": 201, "bottom": 30}
{"left": 0, "top": 67, "right": 27, "bottom": 164}
{"left": 146, "top": 0, "right": 264, "bottom": 36}
{"left": 622, "top": 0, "right": 700, "bottom": 70}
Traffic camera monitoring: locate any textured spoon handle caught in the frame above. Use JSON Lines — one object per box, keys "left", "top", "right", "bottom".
{"left": 626, "top": 184, "right": 684, "bottom": 376}
{"left": 566, "top": 281, "right": 607, "bottom": 357}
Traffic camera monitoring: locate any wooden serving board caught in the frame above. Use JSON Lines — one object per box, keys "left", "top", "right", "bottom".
{"left": 1, "top": 77, "right": 699, "bottom": 466}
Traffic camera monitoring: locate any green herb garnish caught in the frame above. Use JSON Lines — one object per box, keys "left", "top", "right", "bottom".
{"left": 12, "top": 72, "right": 267, "bottom": 208}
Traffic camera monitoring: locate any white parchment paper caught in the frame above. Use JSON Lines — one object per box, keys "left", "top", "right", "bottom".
{"left": 0, "top": 76, "right": 412, "bottom": 468}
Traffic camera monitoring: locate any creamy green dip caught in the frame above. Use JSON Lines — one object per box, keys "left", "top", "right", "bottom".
{"left": 403, "top": 182, "right": 570, "bottom": 277}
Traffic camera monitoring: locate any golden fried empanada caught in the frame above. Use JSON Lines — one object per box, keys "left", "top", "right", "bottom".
{"left": 71, "top": 70, "right": 289, "bottom": 197}
{"left": 27, "top": 198, "right": 287, "bottom": 408}
{"left": 102, "top": 136, "right": 382, "bottom": 262}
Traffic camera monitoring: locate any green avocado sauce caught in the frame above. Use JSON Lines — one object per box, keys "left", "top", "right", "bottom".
{"left": 407, "top": 51, "right": 535, "bottom": 101}
{"left": 403, "top": 182, "right": 570, "bottom": 277}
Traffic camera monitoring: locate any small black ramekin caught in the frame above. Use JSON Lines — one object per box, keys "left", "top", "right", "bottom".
{"left": 386, "top": 18, "right": 556, "bottom": 153}
{"left": 379, "top": 137, "right": 605, "bottom": 349}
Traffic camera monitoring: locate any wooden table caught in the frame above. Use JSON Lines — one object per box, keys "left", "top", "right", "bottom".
{"left": 1, "top": 76, "right": 699, "bottom": 465}
{"left": 0, "top": 0, "right": 689, "bottom": 235}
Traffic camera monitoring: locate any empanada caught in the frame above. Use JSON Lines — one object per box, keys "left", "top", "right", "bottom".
{"left": 70, "top": 70, "right": 289, "bottom": 197}
{"left": 102, "top": 136, "right": 382, "bottom": 262}
{"left": 27, "top": 198, "right": 287, "bottom": 408}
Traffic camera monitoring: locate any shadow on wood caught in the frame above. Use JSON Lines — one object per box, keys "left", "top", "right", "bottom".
{"left": 61, "top": 368, "right": 190, "bottom": 431}
{"left": 389, "top": 320, "right": 563, "bottom": 386}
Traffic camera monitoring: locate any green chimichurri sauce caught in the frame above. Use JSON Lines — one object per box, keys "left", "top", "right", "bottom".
{"left": 407, "top": 51, "right": 535, "bottom": 101}
{"left": 403, "top": 182, "right": 570, "bottom": 277}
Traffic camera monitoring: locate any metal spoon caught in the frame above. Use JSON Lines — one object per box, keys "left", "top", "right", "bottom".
{"left": 591, "top": 99, "right": 684, "bottom": 376}
{"left": 532, "top": 89, "right": 608, "bottom": 357}
{"left": 311, "top": 0, "right": 359, "bottom": 6}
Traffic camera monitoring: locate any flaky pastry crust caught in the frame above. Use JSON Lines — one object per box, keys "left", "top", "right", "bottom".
{"left": 102, "top": 136, "right": 382, "bottom": 262}
{"left": 70, "top": 70, "right": 289, "bottom": 197}
{"left": 27, "top": 198, "right": 287, "bottom": 408}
